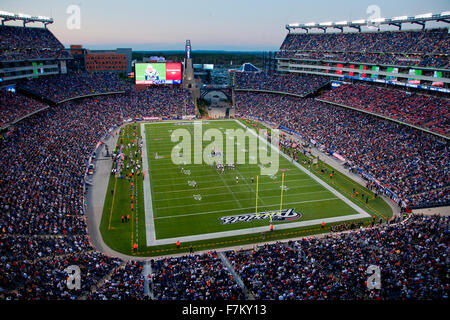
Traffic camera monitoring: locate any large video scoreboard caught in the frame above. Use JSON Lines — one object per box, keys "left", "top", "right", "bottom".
{"left": 135, "top": 63, "right": 182, "bottom": 85}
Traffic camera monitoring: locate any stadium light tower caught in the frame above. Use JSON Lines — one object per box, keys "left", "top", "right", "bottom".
{"left": 0, "top": 11, "right": 14, "bottom": 25}
{"left": 334, "top": 20, "right": 348, "bottom": 32}
{"left": 319, "top": 21, "right": 332, "bottom": 33}
{"left": 0, "top": 10, "right": 53, "bottom": 27}
{"left": 438, "top": 11, "right": 450, "bottom": 24}
{"left": 286, "top": 11, "right": 450, "bottom": 33}
{"left": 349, "top": 19, "right": 365, "bottom": 32}
{"left": 390, "top": 16, "right": 408, "bottom": 30}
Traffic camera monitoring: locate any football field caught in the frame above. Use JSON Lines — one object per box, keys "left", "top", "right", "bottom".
{"left": 100, "top": 119, "right": 392, "bottom": 256}
{"left": 143, "top": 119, "right": 370, "bottom": 243}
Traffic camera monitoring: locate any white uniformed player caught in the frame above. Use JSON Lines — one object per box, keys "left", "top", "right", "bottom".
{"left": 144, "top": 64, "right": 159, "bottom": 81}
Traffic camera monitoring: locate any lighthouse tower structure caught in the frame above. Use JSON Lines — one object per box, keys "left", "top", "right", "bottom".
{"left": 183, "top": 40, "right": 195, "bottom": 89}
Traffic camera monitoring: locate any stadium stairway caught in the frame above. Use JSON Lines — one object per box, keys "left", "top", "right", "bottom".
{"left": 143, "top": 261, "right": 154, "bottom": 299}
{"left": 80, "top": 261, "right": 127, "bottom": 300}
{"left": 218, "top": 252, "right": 255, "bottom": 300}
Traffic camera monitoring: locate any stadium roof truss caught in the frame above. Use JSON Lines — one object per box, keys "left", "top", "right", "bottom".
{"left": 0, "top": 10, "right": 53, "bottom": 27}
{"left": 286, "top": 12, "right": 450, "bottom": 33}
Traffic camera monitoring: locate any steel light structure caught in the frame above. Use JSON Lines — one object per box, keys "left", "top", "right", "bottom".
{"left": 0, "top": 10, "right": 54, "bottom": 27}
{"left": 286, "top": 11, "right": 450, "bottom": 32}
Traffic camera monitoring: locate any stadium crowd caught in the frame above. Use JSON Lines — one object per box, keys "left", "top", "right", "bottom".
{"left": 235, "top": 92, "right": 449, "bottom": 208}
{"left": 14, "top": 73, "right": 195, "bottom": 114}
{"left": 1, "top": 250, "right": 123, "bottom": 300}
{"left": 150, "top": 252, "right": 246, "bottom": 300}
{"left": 18, "top": 73, "right": 127, "bottom": 103}
{"left": 226, "top": 214, "right": 448, "bottom": 300}
{"left": 0, "top": 25, "right": 70, "bottom": 61}
{"left": 0, "top": 90, "right": 48, "bottom": 127}
{"left": 279, "top": 28, "right": 449, "bottom": 54}
{"left": 277, "top": 28, "right": 449, "bottom": 68}
{"left": 276, "top": 51, "right": 449, "bottom": 69}
{"left": 0, "top": 235, "right": 92, "bottom": 262}
{"left": 0, "top": 83, "right": 195, "bottom": 299}
{"left": 0, "top": 83, "right": 448, "bottom": 300}
{"left": 234, "top": 72, "right": 329, "bottom": 96}
{"left": 0, "top": 8, "right": 448, "bottom": 302}
{"left": 87, "top": 261, "right": 147, "bottom": 300}
{"left": 320, "top": 83, "right": 450, "bottom": 137}
{"left": 125, "top": 86, "right": 195, "bottom": 117}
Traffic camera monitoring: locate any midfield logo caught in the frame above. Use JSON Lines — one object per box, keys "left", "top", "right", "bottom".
{"left": 219, "top": 208, "right": 301, "bottom": 225}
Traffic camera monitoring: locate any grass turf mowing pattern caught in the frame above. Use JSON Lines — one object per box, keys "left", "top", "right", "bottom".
{"left": 100, "top": 119, "right": 392, "bottom": 256}
{"left": 147, "top": 120, "right": 364, "bottom": 239}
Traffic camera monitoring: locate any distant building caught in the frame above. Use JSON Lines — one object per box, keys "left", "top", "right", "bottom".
{"left": 67, "top": 45, "right": 87, "bottom": 72}
{"left": 240, "top": 63, "right": 260, "bottom": 72}
{"left": 263, "top": 51, "right": 277, "bottom": 73}
{"left": 85, "top": 49, "right": 130, "bottom": 73}
{"left": 228, "top": 63, "right": 260, "bottom": 73}
{"left": 69, "top": 45, "right": 85, "bottom": 55}
{"left": 143, "top": 56, "right": 166, "bottom": 63}
{"left": 68, "top": 45, "right": 132, "bottom": 73}
{"left": 116, "top": 48, "right": 132, "bottom": 73}
{"left": 193, "top": 64, "right": 212, "bottom": 84}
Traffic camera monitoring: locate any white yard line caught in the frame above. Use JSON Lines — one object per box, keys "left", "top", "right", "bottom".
{"left": 155, "top": 192, "right": 333, "bottom": 211}
{"left": 152, "top": 182, "right": 319, "bottom": 194}
{"left": 134, "top": 173, "right": 139, "bottom": 249}
{"left": 147, "top": 119, "right": 234, "bottom": 125}
{"left": 154, "top": 189, "right": 330, "bottom": 202}
{"left": 149, "top": 170, "right": 306, "bottom": 181}
{"left": 217, "top": 169, "right": 243, "bottom": 209}
{"left": 151, "top": 177, "right": 313, "bottom": 189}
{"left": 234, "top": 164, "right": 267, "bottom": 206}
{"left": 155, "top": 197, "right": 340, "bottom": 220}
{"left": 141, "top": 123, "right": 156, "bottom": 244}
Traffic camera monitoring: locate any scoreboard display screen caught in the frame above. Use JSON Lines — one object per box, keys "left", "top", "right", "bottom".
{"left": 408, "top": 69, "right": 422, "bottom": 85}
{"left": 432, "top": 71, "right": 443, "bottom": 86}
{"left": 135, "top": 63, "right": 182, "bottom": 85}
{"left": 386, "top": 67, "right": 398, "bottom": 81}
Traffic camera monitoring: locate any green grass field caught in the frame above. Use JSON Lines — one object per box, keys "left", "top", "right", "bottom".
{"left": 100, "top": 119, "right": 392, "bottom": 257}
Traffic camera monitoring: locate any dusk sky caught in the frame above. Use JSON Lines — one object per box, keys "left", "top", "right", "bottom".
{"left": 1, "top": 0, "right": 449, "bottom": 51}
